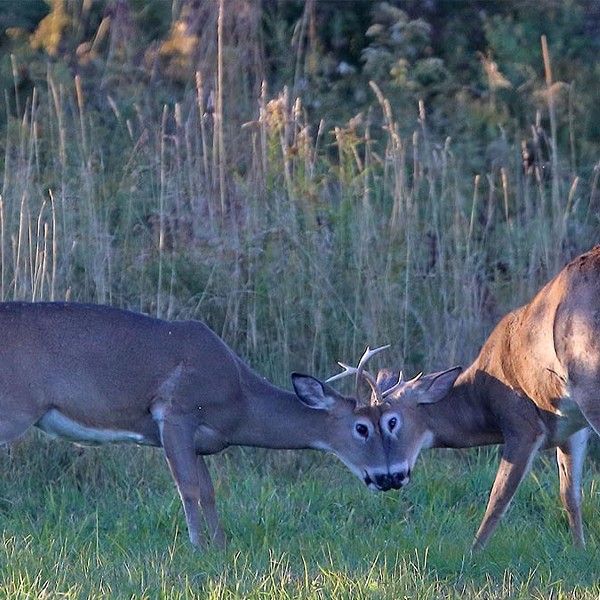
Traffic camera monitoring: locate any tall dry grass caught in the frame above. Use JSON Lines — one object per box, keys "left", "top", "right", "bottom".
{"left": 0, "top": 42, "right": 594, "bottom": 385}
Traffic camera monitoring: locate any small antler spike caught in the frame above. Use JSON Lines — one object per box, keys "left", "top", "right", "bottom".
{"left": 325, "top": 362, "right": 355, "bottom": 384}
{"left": 357, "top": 345, "right": 391, "bottom": 370}
{"left": 382, "top": 371, "right": 424, "bottom": 399}
{"left": 409, "top": 372, "right": 423, "bottom": 384}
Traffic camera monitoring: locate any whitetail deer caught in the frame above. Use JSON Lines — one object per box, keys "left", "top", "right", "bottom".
{"left": 337, "top": 247, "right": 600, "bottom": 552}
{"left": 0, "top": 302, "right": 409, "bottom": 548}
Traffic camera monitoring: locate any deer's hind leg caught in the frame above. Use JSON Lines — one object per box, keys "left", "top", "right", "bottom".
{"left": 573, "top": 394, "right": 600, "bottom": 438}
{"left": 556, "top": 427, "right": 589, "bottom": 548}
{"left": 557, "top": 373, "right": 600, "bottom": 547}
{"left": 563, "top": 344, "right": 600, "bottom": 435}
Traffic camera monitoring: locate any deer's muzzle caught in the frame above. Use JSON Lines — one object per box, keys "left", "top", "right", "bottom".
{"left": 365, "top": 468, "right": 410, "bottom": 491}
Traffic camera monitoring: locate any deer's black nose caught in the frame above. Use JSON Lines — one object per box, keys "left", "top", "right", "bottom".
{"left": 391, "top": 468, "right": 410, "bottom": 488}
{"left": 372, "top": 469, "right": 410, "bottom": 491}
{"left": 375, "top": 471, "right": 410, "bottom": 492}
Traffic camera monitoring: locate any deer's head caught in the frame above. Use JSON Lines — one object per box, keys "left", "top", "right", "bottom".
{"left": 292, "top": 346, "right": 459, "bottom": 492}
{"left": 371, "top": 365, "right": 463, "bottom": 488}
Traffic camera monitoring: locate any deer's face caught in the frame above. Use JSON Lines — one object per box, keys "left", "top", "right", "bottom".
{"left": 370, "top": 366, "right": 463, "bottom": 489}
{"left": 330, "top": 401, "right": 413, "bottom": 492}
{"left": 291, "top": 374, "right": 410, "bottom": 491}
{"left": 372, "top": 398, "right": 435, "bottom": 490}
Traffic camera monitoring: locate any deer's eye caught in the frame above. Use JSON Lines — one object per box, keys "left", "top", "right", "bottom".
{"left": 355, "top": 423, "right": 370, "bottom": 439}
{"left": 388, "top": 417, "right": 398, "bottom": 431}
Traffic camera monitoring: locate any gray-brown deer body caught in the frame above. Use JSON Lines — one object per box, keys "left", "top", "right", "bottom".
{"left": 0, "top": 302, "right": 403, "bottom": 548}
{"left": 377, "top": 246, "right": 600, "bottom": 551}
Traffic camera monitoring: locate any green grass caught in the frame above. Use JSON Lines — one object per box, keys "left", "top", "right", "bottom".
{"left": 1, "top": 436, "right": 600, "bottom": 598}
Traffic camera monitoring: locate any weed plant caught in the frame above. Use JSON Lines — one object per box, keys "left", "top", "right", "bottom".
{"left": 0, "top": 49, "right": 599, "bottom": 597}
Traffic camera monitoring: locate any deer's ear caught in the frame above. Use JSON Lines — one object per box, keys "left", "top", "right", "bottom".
{"left": 414, "top": 366, "right": 462, "bottom": 404}
{"left": 291, "top": 373, "right": 339, "bottom": 410}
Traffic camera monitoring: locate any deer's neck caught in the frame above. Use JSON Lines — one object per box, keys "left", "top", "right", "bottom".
{"left": 423, "top": 366, "right": 504, "bottom": 449}
{"left": 232, "top": 367, "right": 330, "bottom": 451}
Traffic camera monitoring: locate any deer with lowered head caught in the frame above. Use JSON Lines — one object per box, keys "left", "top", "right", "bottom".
{"left": 0, "top": 303, "right": 411, "bottom": 549}
{"left": 333, "top": 247, "right": 600, "bottom": 552}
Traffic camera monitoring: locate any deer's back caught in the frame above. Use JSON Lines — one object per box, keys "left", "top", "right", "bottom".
{"left": 469, "top": 247, "right": 600, "bottom": 422}
{"left": 0, "top": 302, "right": 242, "bottom": 427}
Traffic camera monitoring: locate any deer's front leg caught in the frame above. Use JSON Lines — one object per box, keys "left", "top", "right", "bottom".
{"left": 556, "top": 427, "right": 589, "bottom": 548}
{"left": 472, "top": 429, "right": 546, "bottom": 552}
{"left": 161, "top": 419, "right": 216, "bottom": 546}
{"left": 196, "top": 455, "right": 226, "bottom": 548}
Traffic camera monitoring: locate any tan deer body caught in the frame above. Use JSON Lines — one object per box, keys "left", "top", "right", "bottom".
{"left": 372, "top": 247, "right": 600, "bottom": 551}
{"left": 0, "top": 302, "right": 405, "bottom": 548}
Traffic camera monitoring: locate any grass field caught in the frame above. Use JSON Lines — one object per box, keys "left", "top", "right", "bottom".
{"left": 1, "top": 434, "right": 600, "bottom": 599}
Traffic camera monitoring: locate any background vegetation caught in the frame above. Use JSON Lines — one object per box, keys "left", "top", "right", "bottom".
{"left": 1, "top": 1, "right": 600, "bottom": 597}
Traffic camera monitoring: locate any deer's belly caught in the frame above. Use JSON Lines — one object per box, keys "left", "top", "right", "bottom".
{"left": 36, "top": 409, "right": 156, "bottom": 446}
